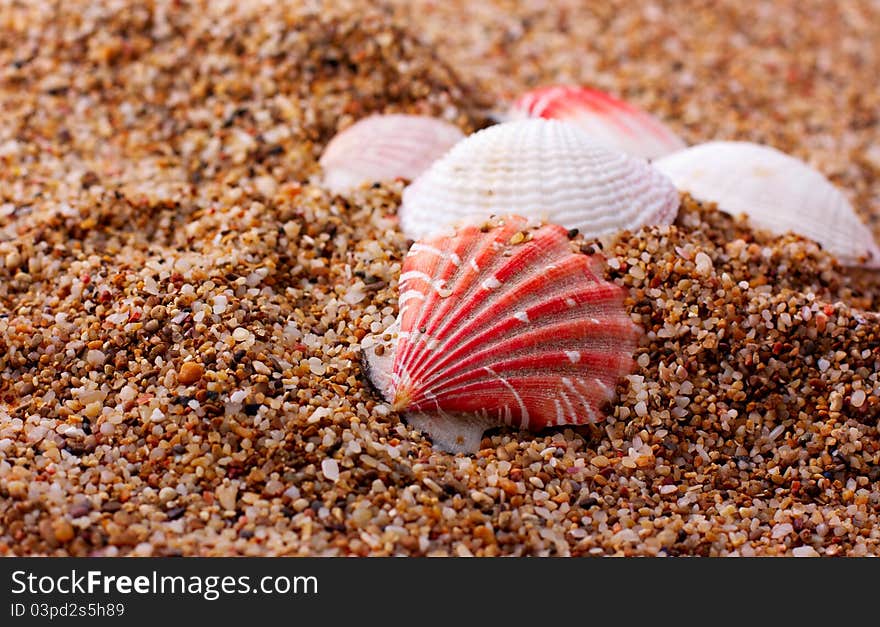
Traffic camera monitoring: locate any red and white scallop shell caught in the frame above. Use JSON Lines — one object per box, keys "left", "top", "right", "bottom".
{"left": 654, "top": 141, "right": 880, "bottom": 268}
{"left": 399, "top": 119, "right": 679, "bottom": 242}
{"left": 362, "top": 215, "right": 641, "bottom": 453}
{"left": 506, "top": 85, "right": 686, "bottom": 160}
{"left": 319, "top": 114, "right": 464, "bottom": 194}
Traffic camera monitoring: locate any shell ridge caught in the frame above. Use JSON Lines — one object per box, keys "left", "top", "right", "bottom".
{"left": 415, "top": 348, "right": 629, "bottom": 408}
{"left": 483, "top": 366, "right": 529, "bottom": 429}
{"left": 407, "top": 300, "right": 637, "bottom": 403}
{"left": 561, "top": 376, "right": 592, "bottom": 421}
{"left": 395, "top": 220, "right": 521, "bottom": 377}
{"left": 400, "top": 228, "right": 590, "bottom": 384}
{"left": 394, "top": 241, "right": 464, "bottom": 375}
{"left": 405, "top": 264, "right": 627, "bottom": 387}
{"left": 399, "top": 119, "right": 679, "bottom": 241}
{"left": 413, "top": 330, "right": 637, "bottom": 406}
{"left": 395, "top": 237, "right": 454, "bottom": 371}
{"left": 397, "top": 217, "right": 538, "bottom": 378}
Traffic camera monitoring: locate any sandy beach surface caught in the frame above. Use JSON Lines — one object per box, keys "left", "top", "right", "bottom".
{"left": 1, "top": 0, "right": 879, "bottom": 556}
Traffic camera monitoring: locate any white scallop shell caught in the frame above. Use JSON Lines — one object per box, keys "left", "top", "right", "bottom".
{"left": 319, "top": 114, "right": 464, "bottom": 194}
{"left": 399, "top": 119, "right": 680, "bottom": 242}
{"left": 654, "top": 141, "right": 880, "bottom": 268}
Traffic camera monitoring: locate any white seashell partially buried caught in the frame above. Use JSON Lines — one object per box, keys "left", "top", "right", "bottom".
{"left": 654, "top": 141, "right": 880, "bottom": 268}
{"left": 399, "top": 119, "right": 680, "bottom": 242}
{"left": 319, "top": 114, "right": 465, "bottom": 194}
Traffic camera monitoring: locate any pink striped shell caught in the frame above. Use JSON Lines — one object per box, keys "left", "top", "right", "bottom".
{"left": 361, "top": 215, "right": 641, "bottom": 453}
{"left": 507, "top": 85, "right": 685, "bottom": 160}
{"left": 319, "top": 114, "right": 464, "bottom": 194}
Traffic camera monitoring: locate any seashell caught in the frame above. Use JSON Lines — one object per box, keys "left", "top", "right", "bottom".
{"left": 399, "top": 118, "right": 680, "bottom": 242}
{"left": 361, "top": 215, "right": 641, "bottom": 454}
{"left": 319, "top": 114, "right": 464, "bottom": 194}
{"left": 654, "top": 141, "right": 880, "bottom": 268}
{"left": 506, "top": 85, "right": 686, "bottom": 160}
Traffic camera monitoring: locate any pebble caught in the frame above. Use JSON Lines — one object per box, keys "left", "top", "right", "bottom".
{"left": 216, "top": 485, "right": 238, "bottom": 511}
{"left": 68, "top": 502, "right": 91, "bottom": 518}
{"left": 232, "top": 327, "right": 252, "bottom": 343}
{"left": 7, "top": 481, "right": 27, "bottom": 499}
{"left": 86, "top": 350, "right": 106, "bottom": 366}
{"left": 851, "top": 389, "right": 866, "bottom": 408}
{"left": 53, "top": 520, "right": 75, "bottom": 543}
{"left": 792, "top": 546, "right": 820, "bottom": 557}
{"left": 264, "top": 480, "right": 284, "bottom": 497}
{"left": 212, "top": 295, "right": 228, "bottom": 315}
{"left": 694, "top": 252, "right": 713, "bottom": 276}
{"left": 321, "top": 459, "right": 340, "bottom": 482}
{"left": 771, "top": 523, "right": 794, "bottom": 539}
{"left": 178, "top": 362, "right": 205, "bottom": 385}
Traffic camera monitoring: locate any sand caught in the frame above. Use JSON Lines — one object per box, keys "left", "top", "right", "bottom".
{"left": 1, "top": 0, "right": 878, "bottom": 556}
